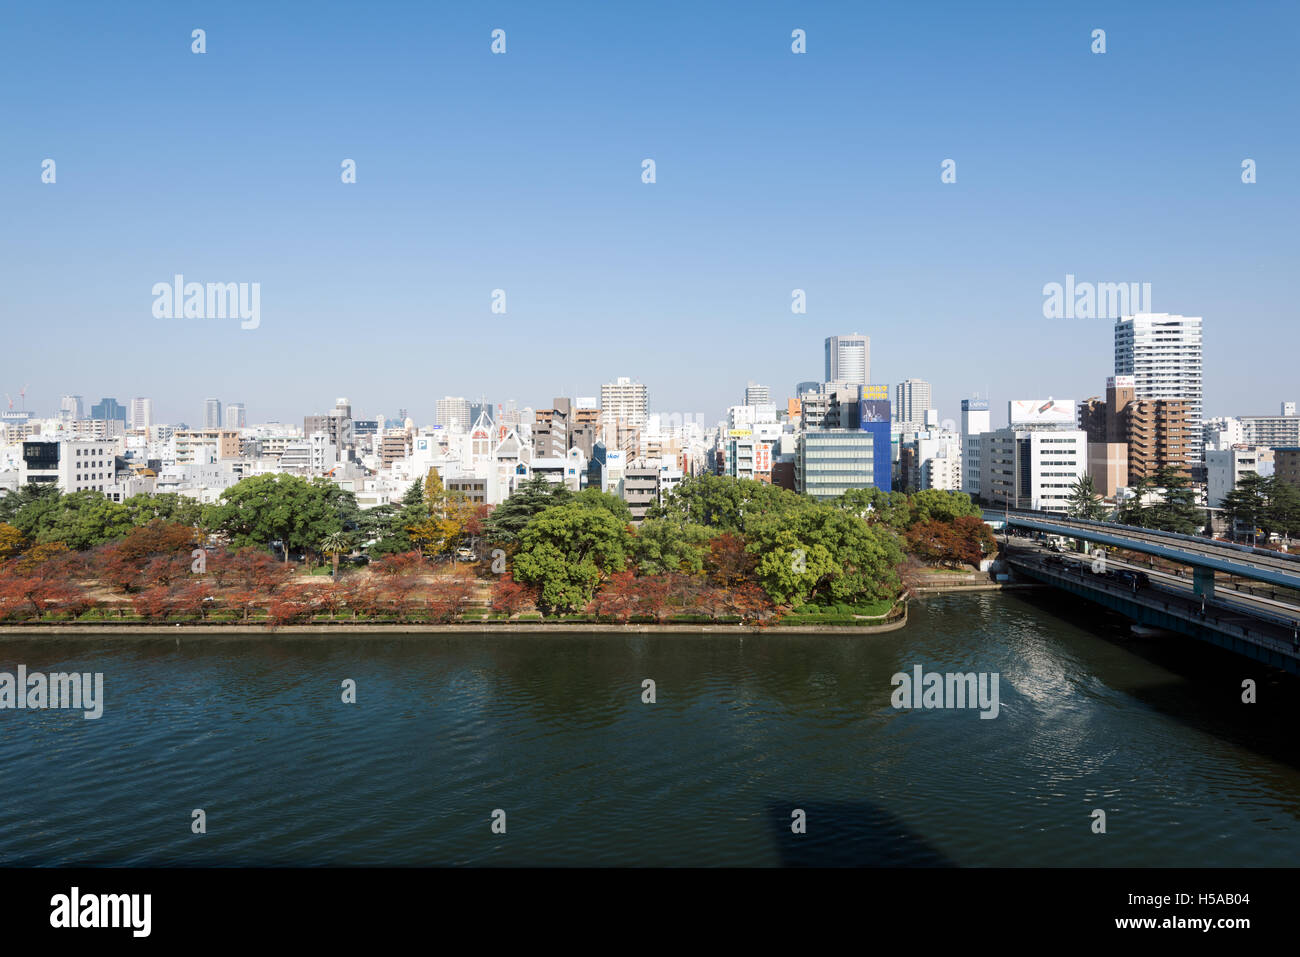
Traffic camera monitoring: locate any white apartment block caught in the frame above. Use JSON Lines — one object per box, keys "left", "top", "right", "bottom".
{"left": 600, "top": 377, "right": 648, "bottom": 429}
{"left": 1206, "top": 446, "right": 1274, "bottom": 508}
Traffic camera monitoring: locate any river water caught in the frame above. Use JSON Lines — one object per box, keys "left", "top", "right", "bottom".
{"left": 2, "top": 591, "right": 1297, "bottom": 866}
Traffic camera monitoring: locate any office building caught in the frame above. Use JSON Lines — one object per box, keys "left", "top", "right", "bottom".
{"left": 129, "top": 397, "right": 153, "bottom": 430}
{"left": 435, "top": 396, "right": 472, "bottom": 432}
{"left": 224, "top": 402, "right": 246, "bottom": 430}
{"left": 60, "top": 395, "right": 84, "bottom": 422}
{"left": 979, "top": 427, "right": 1087, "bottom": 513}
{"left": 203, "top": 398, "right": 223, "bottom": 429}
{"left": 960, "top": 398, "right": 991, "bottom": 497}
{"left": 90, "top": 397, "right": 128, "bottom": 423}
{"left": 744, "top": 382, "right": 770, "bottom": 406}
{"left": 797, "top": 429, "right": 878, "bottom": 500}
{"left": 894, "top": 379, "right": 932, "bottom": 428}
{"left": 824, "top": 335, "right": 870, "bottom": 386}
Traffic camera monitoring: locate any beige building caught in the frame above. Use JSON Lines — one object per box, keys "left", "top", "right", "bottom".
{"left": 174, "top": 429, "right": 241, "bottom": 463}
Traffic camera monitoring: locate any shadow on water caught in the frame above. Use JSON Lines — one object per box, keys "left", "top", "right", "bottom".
{"left": 1005, "top": 587, "right": 1300, "bottom": 776}
{"left": 765, "top": 801, "right": 954, "bottom": 867}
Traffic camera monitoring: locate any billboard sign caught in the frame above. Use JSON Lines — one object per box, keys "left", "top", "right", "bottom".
{"left": 860, "top": 399, "right": 891, "bottom": 424}
{"left": 1009, "top": 398, "right": 1076, "bottom": 426}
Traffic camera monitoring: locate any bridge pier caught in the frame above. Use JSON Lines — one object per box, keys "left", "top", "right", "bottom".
{"left": 1193, "top": 566, "right": 1216, "bottom": 600}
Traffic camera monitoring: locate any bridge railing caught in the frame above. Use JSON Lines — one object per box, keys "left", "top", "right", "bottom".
{"left": 1011, "top": 553, "right": 1300, "bottom": 658}
{"left": 993, "top": 507, "right": 1300, "bottom": 565}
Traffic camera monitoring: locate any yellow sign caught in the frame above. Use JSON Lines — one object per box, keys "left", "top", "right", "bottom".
{"left": 728, "top": 429, "right": 752, "bottom": 437}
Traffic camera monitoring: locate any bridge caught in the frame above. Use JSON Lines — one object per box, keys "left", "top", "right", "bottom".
{"left": 988, "top": 509, "right": 1300, "bottom": 675}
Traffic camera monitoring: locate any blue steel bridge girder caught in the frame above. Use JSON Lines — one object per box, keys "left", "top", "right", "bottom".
{"left": 996, "top": 515, "right": 1300, "bottom": 592}
{"left": 1193, "top": 566, "right": 1215, "bottom": 599}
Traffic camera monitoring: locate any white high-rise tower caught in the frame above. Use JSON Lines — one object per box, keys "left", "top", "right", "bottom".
{"left": 1114, "top": 313, "right": 1203, "bottom": 467}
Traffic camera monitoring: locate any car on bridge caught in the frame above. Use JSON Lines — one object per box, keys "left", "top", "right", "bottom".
{"left": 1114, "top": 570, "right": 1150, "bottom": 590}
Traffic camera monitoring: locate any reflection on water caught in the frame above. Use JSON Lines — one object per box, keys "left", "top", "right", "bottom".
{"left": 1, "top": 591, "right": 1298, "bottom": 866}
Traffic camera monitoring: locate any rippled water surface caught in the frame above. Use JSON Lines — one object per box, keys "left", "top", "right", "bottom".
{"left": 2, "top": 592, "right": 1298, "bottom": 866}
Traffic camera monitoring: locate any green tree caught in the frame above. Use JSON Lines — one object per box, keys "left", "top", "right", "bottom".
{"left": 573, "top": 487, "right": 633, "bottom": 525}
{"left": 204, "top": 474, "right": 343, "bottom": 562}
{"left": 1066, "top": 475, "right": 1108, "bottom": 521}
{"left": 1117, "top": 476, "right": 1155, "bottom": 528}
{"left": 1221, "top": 472, "right": 1270, "bottom": 541}
{"left": 648, "top": 474, "right": 802, "bottom": 533}
{"left": 1266, "top": 479, "right": 1300, "bottom": 542}
{"left": 123, "top": 492, "right": 205, "bottom": 529}
{"left": 512, "top": 501, "right": 632, "bottom": 613}
{"left": 834, "top": 487, "right": 912, "bottom": 529}
{"left": 907, "top": 488, "right": 981, "bottom": 527}
{"left": 1144, "top": 467, "right": 1203, "bottom": 535}
{"left": 746, "top": 500, "right": 904, "bottom": 607}
{"left": 0, "top": 482, "right": 60, "bottom": 525}
{"left": 482, "top": 475, "right": 573, "bottom": 547}
{"left": 320, "top": 530, "right": 351, "bottom": 576}
{"left": 630, "top": 516, "right": 714, "bottom": 574}
{"left": 23, "top": 490, "right": 132, "bottom": 551}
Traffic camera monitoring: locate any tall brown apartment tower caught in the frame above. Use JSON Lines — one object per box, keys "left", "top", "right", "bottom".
{"left": 1080, "top": 376, "right": 1193, "bottom": 487}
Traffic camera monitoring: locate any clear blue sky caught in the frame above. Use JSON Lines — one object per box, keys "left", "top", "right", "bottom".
{"left": 2, "top": 0, "right": 1296, "bottom": 428}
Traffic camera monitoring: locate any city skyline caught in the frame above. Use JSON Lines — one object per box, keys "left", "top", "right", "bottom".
{"left": 2, "top": 1, "right": 1295, "bottom": 424}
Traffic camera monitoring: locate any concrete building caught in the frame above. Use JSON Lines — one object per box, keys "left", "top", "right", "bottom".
{"left": 59, "top": 395, "right": 83, "bottom": 422}
{"left": 1239, "top": 413, "right": 1300, "bottom": 448}
{"left": 744, "top": 382, "right": 770, "bottom": 406}
{"left": 824, "top": 335, "right": 870, "bottom": 386}
{"left": 224, "top": 402, "right": 246, "bottom": 429}
{"left": 796, "top": 429, "right": 877, "bottom": 500}
{"left": 600, "top": 377, "right": 648, "bottom": 429}
{"left": 304, "top": 398, "right": 355, "bottom": 451}
{"left": 435, "top": 396, "right": 471, "bottom": 432}
{"left": 203, "top": 398, "right": 223, "bottom": 429}
{"left": 1080, "top": 376, "right": 1193, "bottom": 484}
{"left": 1273, "top": 448, "right": 1300, "bottom": 492}
{"left": 129, "top": 397, "right": 153, "bottom": 430}
{"left": 979, "top": 428, "right": 1087, "bottom": 513}
{"left": 960, "top": 398, "right": 991, "bottom": 497}
{"left": 1086, "top": 443, "right": 1129, "bottom": 499}
{"left": 618, "top": 467, "right": 660, "bottom": 524}
{"left": 899, "top": 428, "right": 962, "bottom": 492}
{"left": 18, "top": 438, "right": 122, "bottom": 494}
{"left": 1114, "top": 313, "right": 1203, "bottom": 468}
{"left": 71, "top": 418, "right": 126, "bottom": 441}
{"left": 174, "top": 429, "right": 241, "bottom": 463}
{"left": 894, "top": 379, "right": 932, "bottom": 428}
{"left": 1207, "top": 446, "right": 1274, "bottom": 508}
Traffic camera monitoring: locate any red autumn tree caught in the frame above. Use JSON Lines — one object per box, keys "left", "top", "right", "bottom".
{"left": 132, "top": 585, "right": 174, "bottom": 622}
{"left": 0, "top": 549, "right": 89, "bottom": 619}
{"left": 705, "top": 532, "right": 757, "bottom": 587}
{"left": 224, "top": 548, "right": 294, "bottom": 594}
{"left": 169, "top": 581, "right": 215, "bottom": 621}
{"left": 426, "top": 578, "right": 474, "bottom": 622}
{"left": 221, "top": 587, "right": 264, "bottom": 623}
{"left": 490, "top": 578, "right": 532, "bottom": 617}
{"left": 587, "top": 571, "right": 641, "bottom": 623}
{"left": 265, "top": 584, "right": 317, "bottom": 629}
{"left": 371, "top": 551, "right": 427, "bottom": 577}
